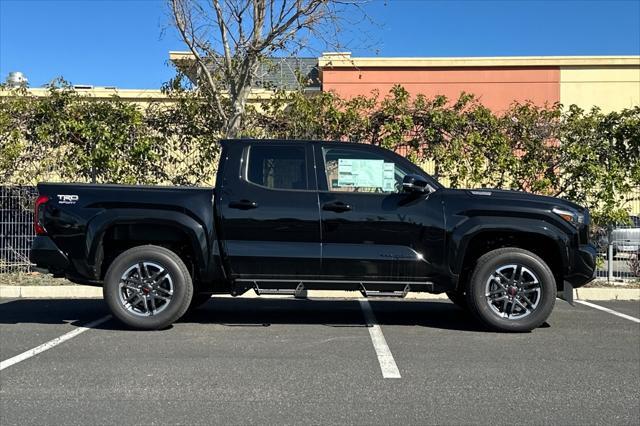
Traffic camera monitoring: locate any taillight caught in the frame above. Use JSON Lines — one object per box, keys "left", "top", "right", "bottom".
{"left": 34, "top": 195, "right": 49, "bottom": 235}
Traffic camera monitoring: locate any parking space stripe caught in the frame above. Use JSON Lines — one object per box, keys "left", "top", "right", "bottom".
{"left": 575, "top": 300, "right": 640, "bottom": 323}
{"left": 0, "top": 315, "right": 112, "bottom": 371}
{"left": 358, "top": 299, "right": 401, "bottom": 379}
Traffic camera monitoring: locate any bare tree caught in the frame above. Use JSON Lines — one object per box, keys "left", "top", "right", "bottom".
{"left": 170, "top": 0, "right": 367, "bottom": 138}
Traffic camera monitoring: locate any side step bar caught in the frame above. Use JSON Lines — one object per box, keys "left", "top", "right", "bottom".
{"left": 234, "top": 279, "right": 433, "bottom": 298}
{"left": 253, "top": 282, "right": 307, "bottom": 298}
{"left": 359, "top": 284, "right": 410, "bottom": 298}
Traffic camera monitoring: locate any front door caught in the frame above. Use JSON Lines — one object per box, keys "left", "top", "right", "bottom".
{"left": 315, "top": 143, "right": 444, "bottom": 283}
{"left": 217, "top": 142, "right": 320, "bottom": 279}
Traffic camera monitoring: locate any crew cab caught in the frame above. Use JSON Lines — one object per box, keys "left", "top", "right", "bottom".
{"left": 30, "top": 139, "right": 597, "bottom": 331}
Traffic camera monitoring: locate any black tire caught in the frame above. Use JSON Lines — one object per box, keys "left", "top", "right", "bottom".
{"left": 103, "top": 245, "right": 193, "bottom": 330}
{"left": 466, "top": 248, "right": 556, "bottom": 332}
{"left": 446, "top": 290, "right": 469, "bottom": 310}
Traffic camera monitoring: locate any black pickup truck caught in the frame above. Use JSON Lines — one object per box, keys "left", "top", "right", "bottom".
{"left": 30, "top": 139, "right": 596, "bottom": 331}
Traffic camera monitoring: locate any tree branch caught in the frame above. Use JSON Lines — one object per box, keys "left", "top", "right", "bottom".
{"left": 171, "top": 0, "right": 228, "bottom": 121}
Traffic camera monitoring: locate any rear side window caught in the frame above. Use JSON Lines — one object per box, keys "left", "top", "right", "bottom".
{"left": 246, "top": 145, "right": 307, "bottom": 190}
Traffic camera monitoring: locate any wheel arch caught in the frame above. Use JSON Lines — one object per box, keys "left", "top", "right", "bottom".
{"left": 451, "top": 218, "right": 570, "bottom": 291}
{"left": 86, "top": 209, "right": 216, "bottom": 285}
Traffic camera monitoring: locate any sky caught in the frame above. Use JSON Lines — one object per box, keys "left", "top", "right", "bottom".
{"left": 1, "top": 0, "right": 639, "bottom": 89}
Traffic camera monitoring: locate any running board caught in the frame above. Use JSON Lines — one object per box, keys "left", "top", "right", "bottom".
{"left": 253, "top": 282, "right": 307, "bottom": 298}
{"left": 360, "top": 284, "right": 410, "bottom": 298}
{"left": 233, "top": 279, "right": 433, "bottom": 297}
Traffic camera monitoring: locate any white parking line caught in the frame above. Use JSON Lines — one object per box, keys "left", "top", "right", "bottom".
{"left": 0, "top": 315, "right": 112, "bottom": 371}
{"left": 575, "top": 300, "right": 640, "bottom": 323}
{"left": 358, "top": 299, "right": 401, "bottom": 379}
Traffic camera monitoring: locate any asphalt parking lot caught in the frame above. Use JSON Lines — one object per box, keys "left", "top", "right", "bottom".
{"left": 1, "top": 297, "right": 639, "bottom": 425}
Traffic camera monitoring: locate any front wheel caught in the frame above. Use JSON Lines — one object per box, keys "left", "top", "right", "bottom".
{"left": 466, "top": 248, "right": 556, "bottom": 332}
{"left": 103, "top": 245, "right": 193, "bottom": 330}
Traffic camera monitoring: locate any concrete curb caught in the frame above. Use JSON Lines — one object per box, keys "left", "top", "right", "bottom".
{"left": 1, "top": 285, "right": 638, "bottom": 301}
{"left": 0, "top": 285, "right": 103, "bottom": 299}
{"left": 574, "top": 287, "right": 640, "bottom": 301}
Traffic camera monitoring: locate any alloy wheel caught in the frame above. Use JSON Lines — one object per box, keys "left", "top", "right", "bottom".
{"left": 485, "top": 264, "right": 542, "bottom": 320}
{"left": 118, "top": 262, "right": 174, "bottom": 317}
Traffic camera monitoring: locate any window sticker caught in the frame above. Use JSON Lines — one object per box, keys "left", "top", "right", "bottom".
{"left": 382, "top": 162, "right": 396, "bottom": 192}
{"left": 337, "top": 159, "right": 384, "bottom": 188}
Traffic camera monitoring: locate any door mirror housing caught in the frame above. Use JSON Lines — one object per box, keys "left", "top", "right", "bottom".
{"left": 402, "top": 174, "right": 429, "bottom": 193}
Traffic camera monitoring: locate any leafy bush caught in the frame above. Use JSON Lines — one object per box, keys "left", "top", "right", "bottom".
{"left": 0, "top": 80, "right": 224, "bottom": 186}
{"left": 1, "top": 82, "right": 638, "bottom": 225}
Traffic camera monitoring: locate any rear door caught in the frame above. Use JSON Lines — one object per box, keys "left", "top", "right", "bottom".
{"left": 216, "top": 141, "right": 321, "bottom": 279}
{"left": 315, "top": 143, "right": 444, "bottom": 283}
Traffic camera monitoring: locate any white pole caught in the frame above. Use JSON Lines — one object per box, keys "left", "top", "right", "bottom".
{"left": 607, "top": 243, "right": 614, "bottom": 282}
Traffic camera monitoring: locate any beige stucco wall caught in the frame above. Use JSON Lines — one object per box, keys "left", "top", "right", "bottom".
{"left": 560, "top": 66, "right": 640, "bottom": 112}
{"left": 0, "top": 87, "right": 173, "bottom": 108}
{"left": 0, "top": 87, "right": 278, "bottom": 109}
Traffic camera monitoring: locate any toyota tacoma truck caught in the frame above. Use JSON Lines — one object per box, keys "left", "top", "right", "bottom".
{"left": 30, "top": 139, "right": 596, "bottom": 331}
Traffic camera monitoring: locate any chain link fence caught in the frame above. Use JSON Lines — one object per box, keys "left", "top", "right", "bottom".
{"left": 1, "top": 185, "right": 37, "bottom": 274}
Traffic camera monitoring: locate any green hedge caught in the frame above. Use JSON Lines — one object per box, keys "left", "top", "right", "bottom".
{"left": 1, "top": 82, "right": 638, "bottom": 225}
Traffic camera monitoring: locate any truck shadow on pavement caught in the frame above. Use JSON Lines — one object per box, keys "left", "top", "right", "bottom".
{"left": 184, "top": 298, "right": 491, "bottom": 332}
{"left": 0, "top": 298, "right": 506, "bottom": 333}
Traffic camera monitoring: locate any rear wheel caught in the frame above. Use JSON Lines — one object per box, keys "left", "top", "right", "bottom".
{"left": 466, "top": 248, "right": 556, "bottom": 332}
{"left": 103, "top": 245, "right": 193, "bottom": 330}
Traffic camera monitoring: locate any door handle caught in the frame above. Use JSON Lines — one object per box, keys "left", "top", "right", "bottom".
{"left": 322, "top": 201, "right": 352, "bottom": 213}
{"left": 229, "top": 199, "right": 258, "bottom": 210}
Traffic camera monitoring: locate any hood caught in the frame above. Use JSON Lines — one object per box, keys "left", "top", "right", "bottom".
{"left": 474, "top": 188, "right": 583, "bottom": 210}
{"left": 441, "top": 188, "right": 586, "bottom": 213}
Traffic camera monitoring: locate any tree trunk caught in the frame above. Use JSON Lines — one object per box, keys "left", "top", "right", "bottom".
{"left": 225, "top": 84, "right": 252, "bottom": 138}
{"left": 225, "top": 111, "right": 243, "bottom": 139}
{"left": 225, "top": 101, "right": 244, "bottom": 139}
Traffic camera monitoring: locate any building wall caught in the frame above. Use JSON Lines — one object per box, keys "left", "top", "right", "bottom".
{"left": 170, "top": 51, "right": 640, "bottom": 112}
{"left": 321, "top": 66, "right": 561, "bottom": 111}
{"left": 0, "top": 87, "right": 171, "bottom": 109}
{"left": 319, "top": 54, "right": 640, "bottom": 112}
{"left": 0, "top": 86, "right": 278, "bottom": 111}
{"left": 560, "top": 66, "right": 640, "bottom": 112}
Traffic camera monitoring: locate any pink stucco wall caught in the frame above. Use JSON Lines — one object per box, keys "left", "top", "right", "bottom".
{"left": 320, "top": 66, "right": 561, "bottom": 111}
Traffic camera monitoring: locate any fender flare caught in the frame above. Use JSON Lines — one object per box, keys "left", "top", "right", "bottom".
{"left": 85, "top": 209, "right": 210, "bottom": 280}
{"left": 449, "top": 216, "right": 572, "bottom": 276}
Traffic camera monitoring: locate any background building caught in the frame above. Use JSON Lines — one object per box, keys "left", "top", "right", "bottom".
{"left": 169, "top": 51, "right": 640, "bottom": 111}
{"left": 318, "top": 52, "right": 640, "bottom": 112}
{"left": 9, "top": 52, "right": 638, "bottom": 112}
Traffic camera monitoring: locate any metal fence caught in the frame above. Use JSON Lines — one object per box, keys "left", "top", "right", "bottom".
{"left": 0, "top": 185, "right": 37, "bottom": 274}
{"left": 595, "top": 223, "right": 640, "bottom": 281}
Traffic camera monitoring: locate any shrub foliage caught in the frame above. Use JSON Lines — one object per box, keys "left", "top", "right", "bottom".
{"left": 1, "top": 81, "right": 638, "bottom": 224}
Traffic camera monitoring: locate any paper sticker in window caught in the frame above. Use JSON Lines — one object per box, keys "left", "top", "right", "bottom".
{"left": 337, "top": 158, "right": 384, "bottom": 188}
{"left": 382, "top": 162, "right": 395, "bottom": 192}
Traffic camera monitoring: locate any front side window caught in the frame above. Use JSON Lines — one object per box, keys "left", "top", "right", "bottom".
{"left": 247, "top": 145, "right": 307, "bottom": 190}
{"left": 322, "top": 147, "right": 410, "bottom": 193}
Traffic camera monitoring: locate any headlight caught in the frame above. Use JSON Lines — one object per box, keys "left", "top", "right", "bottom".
{"left": 553, "top": 207, "right": 584, "bottom": 227}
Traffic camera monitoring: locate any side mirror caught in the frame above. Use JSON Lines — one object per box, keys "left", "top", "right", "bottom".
{"left": 402, "top": 174, "right": 429, "bottom": 194}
